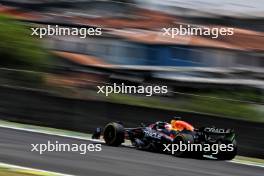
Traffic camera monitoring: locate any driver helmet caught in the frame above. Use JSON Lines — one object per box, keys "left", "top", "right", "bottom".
{"left": 164, "top": 123, "right": 172, "bottom": 131}
{"left": 156, "top": 121, "right": 171, "bottom": 131}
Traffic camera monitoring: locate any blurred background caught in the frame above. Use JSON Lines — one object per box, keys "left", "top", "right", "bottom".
{"left": 0, "top": 0, "right": 263, "bottom": 158}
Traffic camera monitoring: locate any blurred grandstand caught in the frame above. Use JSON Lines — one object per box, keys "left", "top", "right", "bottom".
{"left": 0, "top": 0, "right": 263, "bottom": 121}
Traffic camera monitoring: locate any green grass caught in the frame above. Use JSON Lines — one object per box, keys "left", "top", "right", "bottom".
{"left": 106, "top": 93, "right": 264, "bottom": 123}
{"left": 0, "top": 164, "right": 65, "bottom": 176}
{"left": 0, "top": 168, "right": 42, "bottom": 176}
{"left": 182, "top": 97, "right": 264, "bottom": 122}
{"left": 235, "top": 156, "right": 264, "bottom": 164}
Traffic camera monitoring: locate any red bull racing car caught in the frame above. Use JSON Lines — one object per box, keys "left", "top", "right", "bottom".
{"left": 92, "top": 117, "right": 237, "bottom": 160}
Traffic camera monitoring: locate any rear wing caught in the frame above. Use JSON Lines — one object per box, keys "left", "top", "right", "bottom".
{"left": 198, "top": 127, "right": 236, "bottom": 142}
{"left": 199, "top": 127, "right": 235, "bottom": 134}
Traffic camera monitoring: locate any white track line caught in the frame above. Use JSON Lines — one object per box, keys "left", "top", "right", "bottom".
{"left": 0, "top": 162, "right": 76, "bottom": 176}
{"left": 0, "top": 124, "right": 102, "bottom": 143}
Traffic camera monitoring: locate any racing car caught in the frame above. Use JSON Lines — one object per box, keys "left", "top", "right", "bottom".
{"left": 92, "top": 118, "right": 237, "bottom": 160}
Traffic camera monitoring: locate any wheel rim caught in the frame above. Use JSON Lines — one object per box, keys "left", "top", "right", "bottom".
{"left": 104, "top": 125, "right": 116, "bottom": 144}
{"left": 173, "top": 136, "right": 185, "bottom": 156}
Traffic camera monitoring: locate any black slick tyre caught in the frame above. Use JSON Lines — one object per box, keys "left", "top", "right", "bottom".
{"left": 103, "top": 122, "right": 125, "bottom": 146}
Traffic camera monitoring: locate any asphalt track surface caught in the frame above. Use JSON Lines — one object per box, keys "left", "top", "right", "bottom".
{"left": 0, "top": 127, "right": 263, "bottom": 176}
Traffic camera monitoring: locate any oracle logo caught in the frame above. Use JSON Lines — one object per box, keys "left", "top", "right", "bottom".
{"left": 204, "top": 127, "right": 230, "bottom": 134}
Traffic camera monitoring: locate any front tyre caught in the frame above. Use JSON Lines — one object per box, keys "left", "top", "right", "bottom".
{"left": 103, "top": 122, "right": 125, "bottom": 146}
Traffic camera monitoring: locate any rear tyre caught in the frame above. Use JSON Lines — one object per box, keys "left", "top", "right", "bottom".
{"left": 103, "top": 122, "right": 125, "bottom": 146}
{"left": 215, "top": 140, "right": 237, "bottom": 160}
{"left": 173, "top": 133, "right": 194, "bottom": 157}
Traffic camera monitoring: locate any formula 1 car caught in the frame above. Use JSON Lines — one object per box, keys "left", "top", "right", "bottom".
{"left": 92, "top": 118, "right": 237, "bottom": 160}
